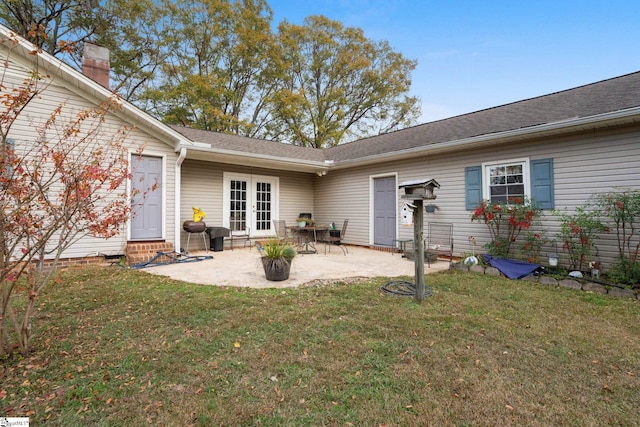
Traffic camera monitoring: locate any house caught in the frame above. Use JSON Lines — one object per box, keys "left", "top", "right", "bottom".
{"left": 172, "top": 73, "right": 640, "bottom": 270}
{"left": 2, "top": 24, "right": 639, "bottom": 270}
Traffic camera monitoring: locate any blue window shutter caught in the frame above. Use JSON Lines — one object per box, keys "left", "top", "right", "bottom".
{"left": 465, "top": 166, "right": 482, "bottom": 210}
{"left": 531, "top": 158, "right": 554, "bottom": 209}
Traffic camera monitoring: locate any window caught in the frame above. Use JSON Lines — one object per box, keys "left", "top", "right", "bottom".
{"left": 485, "top": 160, "right": 527, "bottom": 203}
{"left": 465, "top": 158, "right": 554, "bottom": 210}
{"left": 229, "top": 179, "right": 248, "bottom": 232}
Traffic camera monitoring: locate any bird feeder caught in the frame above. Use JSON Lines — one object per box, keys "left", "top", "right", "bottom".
{"left": 398, "top": 178, "right": 440, "bottom": 304}
{"left": 399, "top": 178, "right": 440, "bottom": 200}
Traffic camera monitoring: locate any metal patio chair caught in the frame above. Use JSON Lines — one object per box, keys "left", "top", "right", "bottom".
{"left": 324, "top": 219, "right": 349, "bottom": 255}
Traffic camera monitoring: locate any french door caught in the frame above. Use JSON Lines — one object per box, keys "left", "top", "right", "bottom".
{"left": 223, "top": 173, "right": 279, "bottom": 238}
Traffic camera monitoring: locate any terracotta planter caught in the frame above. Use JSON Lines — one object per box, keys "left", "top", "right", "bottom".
{"left": 261, "top": 257, "right": 292, "bottom": 281}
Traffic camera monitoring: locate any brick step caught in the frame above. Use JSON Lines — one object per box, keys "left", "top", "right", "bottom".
{"left": 126, "top": 241, "right": 174, "bottom": 265}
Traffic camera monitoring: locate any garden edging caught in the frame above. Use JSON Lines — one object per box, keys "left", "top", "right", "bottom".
{"left": 454, "top": 262, "right": 638, "bottom": 299}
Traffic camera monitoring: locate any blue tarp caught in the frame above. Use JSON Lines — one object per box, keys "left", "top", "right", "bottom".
{"left": 483, "top": 254, "right": 542, "bottom": 279}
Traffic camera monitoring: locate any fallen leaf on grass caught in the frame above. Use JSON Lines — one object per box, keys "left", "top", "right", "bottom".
{"left": 273, "top": 386, "right": 284, "bottom": 402}
{"left": 234, "top": 342, "right": 241, "bottom": 348}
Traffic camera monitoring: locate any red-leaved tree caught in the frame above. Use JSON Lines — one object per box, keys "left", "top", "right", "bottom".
{"left": 1, "top": 34, "right": 137, "bottom": 356}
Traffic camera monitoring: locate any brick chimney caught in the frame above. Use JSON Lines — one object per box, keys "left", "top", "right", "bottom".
{"left": 82, "top": 43, "right": 110, "bottom": 89}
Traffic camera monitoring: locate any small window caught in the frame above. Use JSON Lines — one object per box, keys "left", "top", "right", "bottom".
{"left": 483, "top": 159, "right": 529, "bottom": 203}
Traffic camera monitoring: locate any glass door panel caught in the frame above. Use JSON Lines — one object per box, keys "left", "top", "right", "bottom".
{"left": 229, "top": 179, "right": 248, "bottom": 232}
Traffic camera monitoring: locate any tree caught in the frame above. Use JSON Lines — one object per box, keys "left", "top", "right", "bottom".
{"left": 0, "top": 35, "right": 138, "bottom": 356}
{"left": 141, "top": 0, "right": 277, "bottom": 135}
{"left": 0, "top": 0, "right": 168, "bottom": 101}
{"left": 1, "top": 1, "right": 422, "bottom": 147}
{"left": 138, "top": 7, "right": 421, "bottom": 146}
{"left": 270, "top": 15, "right": 420, "bottom": 148}
{"left": 0, "top": 0, "right": 101, "bottom": 57}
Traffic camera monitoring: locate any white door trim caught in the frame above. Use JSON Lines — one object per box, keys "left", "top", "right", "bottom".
{"left": 128, "top": 152, "right": 167, "bottom": 240}
{"left": 368, "top": 172, "right": 398, "bottom": 246}
{"left": 222, "top": 172, "right": 280, "bottom": 238}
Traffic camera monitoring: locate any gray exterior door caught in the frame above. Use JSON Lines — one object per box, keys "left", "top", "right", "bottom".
{"left": 373, "top": 176, "right": 396, "bottom": 246}
{"left": 131, "top": 155, "right": 162, "bottom": 240}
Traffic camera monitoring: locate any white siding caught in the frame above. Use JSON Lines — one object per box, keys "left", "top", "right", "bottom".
{"left": 180, "top": 159, "right": 314, "bottom": 250}
{"left": 315, "top": 127, "right": 640, "bottom": 269}
{"left": 3, "top": 46, "right": 177, "bottom": 260}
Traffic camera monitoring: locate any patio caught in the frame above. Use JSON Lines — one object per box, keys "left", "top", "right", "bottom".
{"left": 143, "top": 245, "right": 451, "bottom": 288}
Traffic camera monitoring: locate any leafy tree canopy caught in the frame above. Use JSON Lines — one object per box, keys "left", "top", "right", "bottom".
{"left": 271, "top": 15, "right": 420, "bottom": 147}
{"left": 0, "top": 0, "right": 421, "bottom": 146}
{"left": 0, "top": 0, "right": 168, "bottom": 100}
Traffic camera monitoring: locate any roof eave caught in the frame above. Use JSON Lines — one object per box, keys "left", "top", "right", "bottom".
{"left": 178, "top": 143, "right": 330, "bottom": 173}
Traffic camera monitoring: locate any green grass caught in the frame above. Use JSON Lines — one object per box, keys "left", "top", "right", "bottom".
{"left": 1, "top": 266, "right": 639, "bottom": 426}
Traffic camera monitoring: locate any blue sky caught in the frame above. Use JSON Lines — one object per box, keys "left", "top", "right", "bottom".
{"left": 268, "top": 0, "right": 640, "bottom": 124}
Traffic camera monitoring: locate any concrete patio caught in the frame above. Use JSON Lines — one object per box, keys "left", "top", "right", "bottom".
{"left": 142, "top": 245, "right": 451, "bottom": 288}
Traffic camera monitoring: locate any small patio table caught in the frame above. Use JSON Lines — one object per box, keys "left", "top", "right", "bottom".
{"left": 287, "top": 225, "right": 329, "bottom": 254}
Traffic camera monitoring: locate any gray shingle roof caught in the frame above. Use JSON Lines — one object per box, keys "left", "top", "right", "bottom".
{"left": 173, "top": 71, "right": 640, "bottom": 166}
{"left": 325, "top": 71, "right": 640, "bottom": 162}
{"left": 171, "top": 125, "right": 326, "bottom": 162}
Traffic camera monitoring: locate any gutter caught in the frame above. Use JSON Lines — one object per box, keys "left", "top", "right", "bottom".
{"left": 178, "top": 143, "right": 329, "bottom": 172}
{"left": 174, "top": 147, "right": 187, "bottom": 252}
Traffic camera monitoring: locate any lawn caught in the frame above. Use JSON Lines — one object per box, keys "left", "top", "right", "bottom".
{"left": 1, "top": 266, "right": 639, "bottom": 426}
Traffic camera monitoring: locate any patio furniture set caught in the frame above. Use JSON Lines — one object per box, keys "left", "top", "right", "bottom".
{"left": 275, "top": 218, "right": 349, "bottom": 255}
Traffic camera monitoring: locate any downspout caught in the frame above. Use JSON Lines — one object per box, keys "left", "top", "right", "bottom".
{"left": 175, "top": 146, "right": 187, "bottom": 252}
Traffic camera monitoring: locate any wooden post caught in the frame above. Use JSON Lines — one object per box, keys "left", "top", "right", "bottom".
{"left": 413, "top": 199, "right": 425, "bottom": 303}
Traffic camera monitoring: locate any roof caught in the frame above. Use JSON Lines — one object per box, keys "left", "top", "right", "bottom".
{"left": 176, "top": 70, "right": 640, "bottom": 171}
{"left": 170, "top": 125, "right": 330, "bottom": 173}
{"left": 3, "top": 22, "right": 639, "bottom": 172}
{"left": 324, "top": 71, "right": 640, "bottom": 166}
{"left": 171, "top": 125, "right": 325, "bottom": 162}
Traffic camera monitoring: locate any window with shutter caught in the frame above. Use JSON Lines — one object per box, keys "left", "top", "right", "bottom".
{"left": 465, "top": 158, "right": 554, "bottom": 209}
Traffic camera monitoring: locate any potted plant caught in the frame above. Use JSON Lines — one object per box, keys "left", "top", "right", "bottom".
{"left": 261, "top": 239, "right": 296, "bottom": 281}
{"left": 296, "top": 216, "right": 308, "bottom": 227}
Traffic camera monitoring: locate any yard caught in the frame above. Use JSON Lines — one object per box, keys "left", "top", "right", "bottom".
{"left": 1, "top": 266, "right": 639, "bottom": 426}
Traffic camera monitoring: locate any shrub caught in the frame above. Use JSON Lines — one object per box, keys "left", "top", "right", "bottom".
{"left": 520, "top": 230, "right": 548, "bottom": 263}
{"left": 554, "top": 207, "right": 606, "bottom": 271}
{"left": 471, "top": 197, "right": 542, "bottom": 258}
{"left": 589, "top": 189, "right": 640, "bottom": 286}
